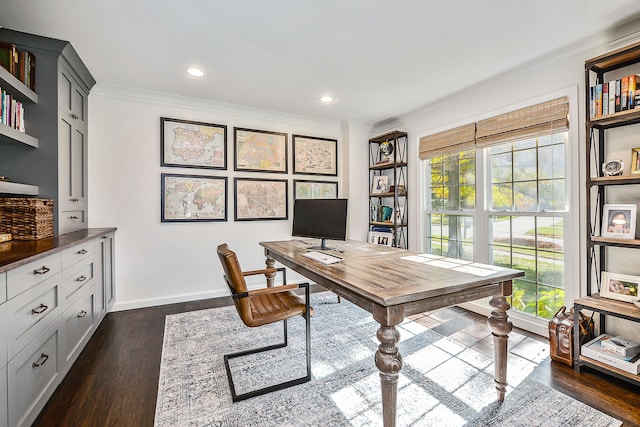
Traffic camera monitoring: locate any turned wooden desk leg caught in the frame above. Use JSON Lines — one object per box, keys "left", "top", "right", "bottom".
{"left": 487, "top": 281, "right": 513, "bottom": 401}
{"left": 265, "top": 256, "right": 276, "bottom": 287}
{"left": 373, "top": 305, "right": 403, "bottom": 427}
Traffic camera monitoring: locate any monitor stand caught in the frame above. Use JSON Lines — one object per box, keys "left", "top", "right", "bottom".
{"left": 308, "top": 238, "right": 330, "bottom": 251}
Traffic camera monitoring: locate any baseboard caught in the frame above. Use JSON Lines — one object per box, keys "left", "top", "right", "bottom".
{"left": 458, "top": 301, "right": 549, "bottom": 338}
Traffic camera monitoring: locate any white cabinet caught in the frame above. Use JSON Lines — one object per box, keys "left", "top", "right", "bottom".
{"left": 96, "top": 232, "right": 115, "bottom": 320}
{"left": 0, "top": 365, "right": 7, "bottom": 427}
{"left": 61, "top": 287, "right": 95, "bottom": 375}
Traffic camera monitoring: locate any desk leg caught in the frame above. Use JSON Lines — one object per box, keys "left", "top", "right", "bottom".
{"left": 373, "top": 305, "right": 403, "bottom": 427}
{"left": 487, "top": 282, "right": 513, "bottom": 401}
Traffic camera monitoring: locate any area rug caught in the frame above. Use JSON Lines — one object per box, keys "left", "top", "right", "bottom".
{"left": 154, "top": 292, "right": 621, "bottom": 427}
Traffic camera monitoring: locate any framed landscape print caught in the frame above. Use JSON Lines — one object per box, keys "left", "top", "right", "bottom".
{"left": 601, "top": 271, "right": 640, "bottom": 303}
{"left": 161, "top": 117, "right": 227, "bottom": 169}
{"left": 234, "top": 127, "right": 288, "bottom": 173}
{"left": 293, "top": 134, "right": 338, "bottom": 176}
{"left": 234, "top": 178, "right": 288, "bottom": 221}
{"left": 293, "top": 180, "right": 338, "bottom": 199}
{"left": 161, "top": 173, "right": 227, "bottom": 222}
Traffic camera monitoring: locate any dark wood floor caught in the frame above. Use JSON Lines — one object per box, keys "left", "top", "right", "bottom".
{"left": 34, "top": 289, "right": 640, "bottom": 427}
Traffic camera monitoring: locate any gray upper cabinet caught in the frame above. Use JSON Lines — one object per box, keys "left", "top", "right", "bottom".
{"left": 0, "top": 28, "right": 95, "bottom": 235}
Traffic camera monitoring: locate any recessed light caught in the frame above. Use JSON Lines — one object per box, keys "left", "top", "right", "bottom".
{"left": 187, "top": 68, "right": 205, "bottom": 77}
{"left": 320, "top": 96, "right": 335, "bottom": 103}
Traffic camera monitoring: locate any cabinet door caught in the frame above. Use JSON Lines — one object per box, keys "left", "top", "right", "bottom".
{"left": 61, "top": 288, "right": 95, "bottom": 375}
{"left": 101, "top": 233, "right": 115, "bottom": 310}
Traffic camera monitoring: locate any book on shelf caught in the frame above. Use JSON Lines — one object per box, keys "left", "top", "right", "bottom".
{"left": 581, "top": 334, "right": 640, "bottom": 375}
{"left": 621, "top": 76, "right": 629, "bottom": 111}
{"left": 0, "top": 87, "right": 25, "bottom": 132}
{"left": 589, "top": 86, "right": 595, "bottom": 119}
{"left": 595, "top": 84, "right": 603, "bottom": 117}
{"left": 602, "top": 82, "right": 609, "bottom": 115}
{"left": 0, "top": 41, "right": 36, "bottom": 91}
{"left": 601, "top": 335, "right": 640, "bottom": 357}
{"left": 629, "top": 75, "right": 638, "bottom": 110}
{"left": 609, "top": 80, "right": 616, "bottom": 114}
{"left": 615, "top": 79, "right": 621, "bottom": 112}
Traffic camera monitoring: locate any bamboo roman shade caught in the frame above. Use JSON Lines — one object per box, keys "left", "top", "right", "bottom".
{"left": 418, "top": 96, "right": 569, "bottom": 160}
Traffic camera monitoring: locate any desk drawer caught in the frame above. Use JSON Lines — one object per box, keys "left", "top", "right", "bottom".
{"left": 58, "top": 205, "right": 87, "bottom": 235}
{"left": 61, "top": 241, "right": 95, "bottom": 270}
{"left": 7, "top": 253, "right": 61, "bottom": 299}
{"left": 7, "top": 274, "right": 61, "bottom": 360}
{"left": 61, "top": 256, "right": 94, "bottom": 310}
{"left": 8, "top": 319, "right": 61, "bottom": 427}
{"left": 62, "top": 288, "right": 95, "bottom": 374}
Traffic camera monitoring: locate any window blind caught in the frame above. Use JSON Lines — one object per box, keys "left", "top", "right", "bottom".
{"left": 418, "top": 123, "right": 476, "bottom": 160}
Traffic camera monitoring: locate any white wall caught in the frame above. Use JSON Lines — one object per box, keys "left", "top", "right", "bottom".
{"left": 88, "top": 87, "right": 344, "bottom": 310}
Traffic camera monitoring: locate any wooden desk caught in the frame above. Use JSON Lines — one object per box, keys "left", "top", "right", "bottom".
{"left": 260, "top": 239, "right": 524, "bottom": 427}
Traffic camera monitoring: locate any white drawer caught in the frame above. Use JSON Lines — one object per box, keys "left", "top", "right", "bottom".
{"left": 62, "top": 288, "right": 95, "bottom": 374}
{"left": 7, "top": 253, "right": 61, "bottom": 300}
{"left": 8, "top": 319, "right": 61, "bottom": 427}
{"left": 0, "top": 272, "right": 6, "bottom": 303}
{"left": 0, "top": 365, "right": 7, "bottom": 427}
{"left": 61, "top": 255, "right": 94, "bottom": 310}
{"left": 61, "top": 241, "right": 95, "bottom": 270}
{"left": 58, "top": 205, "right": 87, "bottom": 235}
{"left": 7, "top": 274, "right": 61, "bottom": 360}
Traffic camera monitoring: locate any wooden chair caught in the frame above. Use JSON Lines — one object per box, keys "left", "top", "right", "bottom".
{"left": 216, "top": 243, "right": 312, "bottom": 402}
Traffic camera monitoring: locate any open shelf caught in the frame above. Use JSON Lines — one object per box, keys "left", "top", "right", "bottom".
{"left": 0, "top": 66, "right": 37, "bottom": 104}
{"left": 0, "top": 125, "right": 38, "bottom": 148}
{"left": 0, "top": 181, "right": 38, "bottom": 195}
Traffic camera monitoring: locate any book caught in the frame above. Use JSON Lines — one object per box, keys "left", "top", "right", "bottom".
{"left": 629, "top": 75, "right": 640, "bottom": 110}
{"left": 615, "top": 79, "right": 621, "bottom": 112}
{"left": 602, "top": 82, "right": 609, "bottom": 115}
{"left": 589, "top": 86, "right": 595, "bottom": 119}
{"left": 581, "top": 334, "right": 640, "bottom": 374}
{"left": 621, "top": 76, "right": 629, "bottom": 111}
{"left": 609, "top": 80, "right": 616, "bottom": 113}
{"left": 595, "top": 84, "right": 602, "bottom": 117}
{"left": 601, "top": 335, "right": 640, "bottom": 357}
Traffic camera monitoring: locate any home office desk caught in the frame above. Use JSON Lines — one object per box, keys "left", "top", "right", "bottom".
{"left": 260, "top": 239, "right": 524, "bottom": 427}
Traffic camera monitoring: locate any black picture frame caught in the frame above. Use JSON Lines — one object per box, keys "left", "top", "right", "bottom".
{"left": 234, "top": 177, "right": 288, "bottom": 221}
{"left": 160, "top": 117, "right": 227, "bottom": 169}
{"left": 234, "top": 127, "right": 288, "bottom": 173}
{"left": 161, "top": 173, "right": 227, "bottom": 222}
{"left": 293, "top": 134, "right": 338, "bottom": 176}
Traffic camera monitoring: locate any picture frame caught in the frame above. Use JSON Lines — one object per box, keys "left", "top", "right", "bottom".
{"left": 368, "top": 231, "right": 394, "bottom": 247}
{"left": 234, "top": 178, "right": 288, "bottom": 221}
{"left": 292, "top": 134, "right": 338, "bottom": 176}
{"left": 293, "top": 180, "right": 338, "bottom": 199}
{"left": 631, "top": 147, "right": 640, "bottom": 174}
{"left": 601, "top": 203, "right": 636, "bottom": 239}
{"left": 161, "top": 173, "right": 227, "bottom": 222}
{"left": 234, "top": 127, "right": 288, "bottom": 173}
{"left": 601, "top": 271, "right": 640, "bottom": 303}
{"left": 161, "top": 117, "right": 227, "bottom": 169}
{"left": 371, "top": 175, "right": 389, "bottom": 194}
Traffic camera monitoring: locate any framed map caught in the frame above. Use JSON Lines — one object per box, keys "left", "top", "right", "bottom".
{"left": 293, "top": 135, "right": 337, "bottom": 176}
{"left": 234, "top": 178, "right": 288, "bottom": 221}
{"left": 234, "top": 127, "right": 288, "bottom": 173}
{"left": 293, "top": 180, "right": 338, "bottom": 199}
{"left": 161, "top": 173, "right": 227, "bottom": 222}
{"left": 161, "top": 117, "right": 227, "bottom": 169}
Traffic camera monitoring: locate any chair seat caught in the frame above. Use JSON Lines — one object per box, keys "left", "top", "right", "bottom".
{"left": 242, "top": 291, "right": 312, "bottom": 327}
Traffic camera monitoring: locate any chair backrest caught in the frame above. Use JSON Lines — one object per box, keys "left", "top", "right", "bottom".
{"left": 216, "top": 243, "right": 252, "bottom": 322}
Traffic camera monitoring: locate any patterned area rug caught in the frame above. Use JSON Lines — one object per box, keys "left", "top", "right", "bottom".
{"left": 155, "top": 292, "right": 621, "bottom": 427}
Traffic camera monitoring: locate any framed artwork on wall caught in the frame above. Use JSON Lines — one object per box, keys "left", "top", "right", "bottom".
{"left": 160, "top": 117, "right": 227, "bottom": 169}
{"left": 161, "top": 173, "right": 227, "bottom": 222}
{"left": 234, "top": 178, "right": 288, "bottom": 221}
{"left": 601, "top": 271, "right": 640, "bottom": 303}
{"left": 234, "top": 127, "right": 288, "bottom": 173}
{"left": 601, "top": 203, "right": 636, "bottom": 239}
{"left": 293, "top": 180, "right": 338, "bottom": 199}
{"left": 292, "top": 134, "right": 337, "bottom": 176}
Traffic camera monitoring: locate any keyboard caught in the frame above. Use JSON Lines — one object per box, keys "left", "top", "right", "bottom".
{"left": 302, "top": 251, "right": 342, "bottom": 265}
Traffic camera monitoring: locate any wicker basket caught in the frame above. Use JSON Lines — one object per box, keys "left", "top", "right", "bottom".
{"left": 0, "top": 198, "right": 54, "bottom": 240}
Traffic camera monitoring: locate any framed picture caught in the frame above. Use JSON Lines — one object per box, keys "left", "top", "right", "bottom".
{"left": 601, "top": 271, "right": 640, "bottom": 303}
{"left": 234, "top": 178, "right": 288, "bottom": 221}
{"left": 601, "top": 203, "right": 636, "bottom": 239}
{"left": 161, "top": 117, "right": 227, "bottom": 169}
{"left": 292, "top": 135, "right": 338, "bottom": 176}
{"left": 368, "top": 231, "right": 393, "bottom": 247}
{"left": 161, "top": 173, "right": 227, "bottom": 222}
{"left": 293, "top": 180, "right": 338, "bottom": 199}
{"left": 371, "top": 175, "right": 388, "bottom": 194}
{"left": 234, "top": 127, "right": 288, "bottom": 173}
{"left": 631, "top": 147, "right": 640, "bottom": 174}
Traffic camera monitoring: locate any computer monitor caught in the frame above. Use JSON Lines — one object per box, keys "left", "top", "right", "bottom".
{"left": 292, "top": 198, "right": 348, "bottom": 250}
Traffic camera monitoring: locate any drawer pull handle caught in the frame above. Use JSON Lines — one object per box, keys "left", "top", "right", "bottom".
{"left": 34, "top": 266, "right": 50, "bottom": 275}
{"left": 71, "top": 114, "right": 79, "bottom": 120}
{"left": 70, "top": 198, "right": 79, "bottom": 202}
{"left": 77, "top": 275, "right": 87, "bottom": 282}
{"left": 77, "top": 310, "right": 87, "bottom": 318}
{"left": 70, "top": 216, "right": 79, "bottom": 220}
{"left": 32, "top": 303, "right": 49, "bottom": 314}
{"left": 77, "top": 249, "right": 88, "bottom": 254}
{"left": 32, "top": 353, "right": 49, "bottom": 368}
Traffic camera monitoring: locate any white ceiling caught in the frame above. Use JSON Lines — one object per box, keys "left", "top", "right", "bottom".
{"left": 2, "top": 0, "right": 640, "bottom": 124}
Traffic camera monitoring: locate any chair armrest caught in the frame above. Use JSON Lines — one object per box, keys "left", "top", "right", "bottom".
{"left": 233, "top": 282, "right": 300, "bottom": 299}
{"left": 242, "top": 267, "right": 278, "bottom": 277}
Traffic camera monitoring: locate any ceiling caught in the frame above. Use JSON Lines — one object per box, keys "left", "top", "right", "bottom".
{"left": 2, "top": 0, "right": 640, "bottom": 125}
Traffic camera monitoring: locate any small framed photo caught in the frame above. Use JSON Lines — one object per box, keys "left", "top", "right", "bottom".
{"left": 293, "top": 180, "right": 338, "bottom": 199}
{"left": 368, "top": 231, "right": 393, "bottom": 247}
{"left": 161, "top": 173, "right": 227, "bottom": 222}
{"left": 293, "top": 135, "right": 338, "bottom": 176}
{"left": 601, "top": 271, "right": 640, "bottom": 303}
{"left": 234, "top": 178, "right": 288, "bottom": 221}
{"left": 631, "top": 148, "right": 640, "bottom": 174}
{"left": 371, "top": 175, "right": 389, "bottom": 194}
{"left": 161, "top": 117, "right": 227, "bottom": 169}
{"left": 601, "top": 204, "right": 636, "bottom": 239}
{"left": 234, "top": 127, "right": 288, "bottom": 173}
